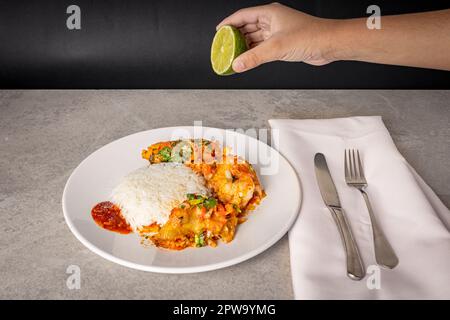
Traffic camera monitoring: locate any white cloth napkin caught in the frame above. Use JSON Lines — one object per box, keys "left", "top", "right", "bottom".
{"left": 269, "top": 116, "right": 450, "bottom": 299}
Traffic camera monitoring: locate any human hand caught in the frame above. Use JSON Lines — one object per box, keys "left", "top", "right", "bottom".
{"left": 216, "top": 2, "right": 337, "bottom": 72}
{"left": 218, "top": 4, "right": 450, "bottom": 72}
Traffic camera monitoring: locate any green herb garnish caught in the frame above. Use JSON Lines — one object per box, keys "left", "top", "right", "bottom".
{"left": 204, "top": 197, "right": 217, "bottom": 209}
{"left": 189, "top": 198, "right": 204, "bottom": 206}
{"left": 187, "top": 194, "right": 208, "bottom": 206}
{"left": 158, "top": 146, "right": 172, "bottom": 162}
{"left": 186, "top": 193, "right": 196, "bottom": 200}
{"left": 194, "top": 233, "right": 205, "bottom": 247}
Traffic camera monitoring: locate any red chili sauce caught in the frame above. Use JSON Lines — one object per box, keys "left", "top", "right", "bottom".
{"left": 91, "top": 201, "right": 131, "bottom": 234}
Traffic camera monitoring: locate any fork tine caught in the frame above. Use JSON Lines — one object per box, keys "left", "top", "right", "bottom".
{"left": 352, "top": 150, "right": 357, "bottom": 179}
{"left": 350, "top": 150, "right": 354, "bottom": 179}
{"left": 348, "top": 149, "right": 353, "bottom": 179}
{"left": 348, "top": 149, "right": 353, "bottom": 180}
{"left": 351, "top": 149, "right": 358, "bottom": 180}
{"left": 345, "top": 149, "right": 350, "bottom": 181}
{"left": 356, "top": 149, "right": 364, "bottom": 179}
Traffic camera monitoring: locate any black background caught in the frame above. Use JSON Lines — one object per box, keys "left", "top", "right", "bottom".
{"left": 0, "top": 0, "right": 449, "bottom": 89}
{"left": 0, "top": 300, "right": 443, "bottom": 318}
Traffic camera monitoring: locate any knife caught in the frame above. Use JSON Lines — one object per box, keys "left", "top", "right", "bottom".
{"left": 314, "top": 153, "right": 365, "bottom": 280}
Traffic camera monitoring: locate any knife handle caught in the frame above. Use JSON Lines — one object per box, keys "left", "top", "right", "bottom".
{"left": 330, "top": 207, "right": 365, "bottom": 280}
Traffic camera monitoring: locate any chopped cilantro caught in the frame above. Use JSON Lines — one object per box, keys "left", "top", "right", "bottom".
{"left": 195, "top": 233, "right": 205, "bottom": 247}
{"left": 204, "top": 197, "right": 217, "bottom": 209}
{"left": 186, "top": 193, "right": 196, "bottom": 200}
{"left": 158, "top": 146, "right": 172, "bottom": 162}
{"left": 189, "top": 198, "right": 204, "bottom": 206}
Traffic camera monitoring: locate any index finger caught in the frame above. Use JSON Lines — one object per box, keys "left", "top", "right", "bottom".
{"left": 216, "top": 5, "right": 266, "bottom": 30}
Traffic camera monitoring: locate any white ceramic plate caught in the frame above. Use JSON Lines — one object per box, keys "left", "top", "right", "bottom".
{"left": 62, "top": 127, "right": 301, "bottom": 273}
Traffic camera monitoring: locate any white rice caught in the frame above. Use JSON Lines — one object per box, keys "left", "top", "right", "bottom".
{"left": 111, "top": 163, "right": 209, "bottom": 231}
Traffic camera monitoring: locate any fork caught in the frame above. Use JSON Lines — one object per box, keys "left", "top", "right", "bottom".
{"left": 345, "top": 149, "right": 399, "bottom": 269}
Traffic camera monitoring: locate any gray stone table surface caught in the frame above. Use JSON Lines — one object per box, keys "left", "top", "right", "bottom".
{"left": 0, "top": 90, "right": 449, "bottom": 299}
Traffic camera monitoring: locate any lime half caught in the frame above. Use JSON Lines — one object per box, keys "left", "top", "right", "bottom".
{"left": 211, "top": 25, "right": 247, "bottom": 75}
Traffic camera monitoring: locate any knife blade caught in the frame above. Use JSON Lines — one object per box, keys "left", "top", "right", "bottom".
{"left": 314, "top": 153, "right": 365, "bottom": 280}
{"left": 314, "top": 153, "right": 341, "bottom": 208}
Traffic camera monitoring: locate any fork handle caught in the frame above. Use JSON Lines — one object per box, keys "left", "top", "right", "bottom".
{"left": 330, "top": 207, "right": 365, "bottom": 280}
{"left": 360, "top": 190, "right": 399, "bottom": 269}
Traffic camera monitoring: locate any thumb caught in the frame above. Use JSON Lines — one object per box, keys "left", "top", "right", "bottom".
{"left": 232, "top": 39, "right": 280, "bottom": 73}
